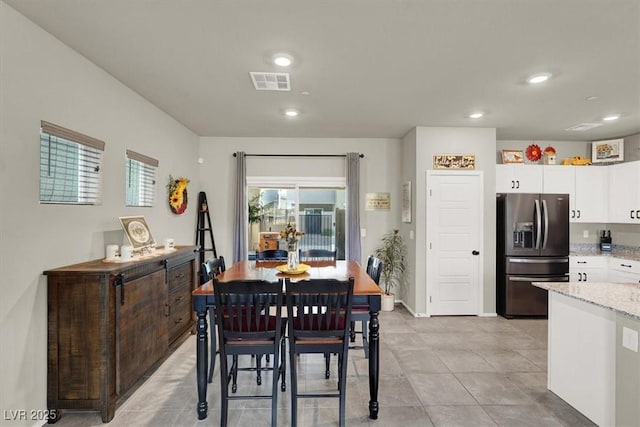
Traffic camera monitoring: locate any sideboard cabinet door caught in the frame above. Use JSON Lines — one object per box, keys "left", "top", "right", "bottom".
{"left": 116, "top": 269, "right": 168, "bottom": 393}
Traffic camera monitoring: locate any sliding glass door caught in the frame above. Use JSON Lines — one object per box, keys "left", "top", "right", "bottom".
{"left": 247, "top": 178, "right": 346, "bottom": 260}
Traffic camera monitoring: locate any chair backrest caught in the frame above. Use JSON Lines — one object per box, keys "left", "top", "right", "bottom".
{"left": 257, "top": 249, "right": 288, "bottom": 261}
{"left": 200, "top": 256, "right": 226, "bottom": 284}
{"left": 366, "top": 256, "right": 383, "bottom": 285}
{"left": 285, "top": 277, "right": 354, "bottom": 352}
{"left": 213, "top": 279, "right": 283, "bottom": 346}
{"left": 298, "top": 249, "right": 337, "bottom": 261}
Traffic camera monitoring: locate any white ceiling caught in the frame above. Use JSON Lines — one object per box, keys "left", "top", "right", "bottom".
{"left": 5, "top": 0, "right": 639, "bottom": 141}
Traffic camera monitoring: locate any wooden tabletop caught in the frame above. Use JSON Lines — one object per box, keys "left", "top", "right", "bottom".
{"left": 193, "top": 260, "right": 383, "bottom": 296}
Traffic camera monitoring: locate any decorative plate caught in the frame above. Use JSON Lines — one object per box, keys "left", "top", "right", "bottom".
{"left": 526, "top": 144, "right": 542, "bottom": 162}
{"left": 276, "top": 263, "right": 311, "bottom": 275}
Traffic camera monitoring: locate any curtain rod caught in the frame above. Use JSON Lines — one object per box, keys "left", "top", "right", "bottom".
{"left": 233, "top": 153, "right": 364, "bottom": 158}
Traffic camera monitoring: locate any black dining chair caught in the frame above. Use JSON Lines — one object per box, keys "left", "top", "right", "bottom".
{"left": 298, "top": 249, "right": 337, "bottom": 261}
{"left": 201, "top": 256, "right": 226, "bottom": 383}
{"left": 213, "top": 278, "right": 286, "bottom": 427}
{"left": 285, "top": 277, "right": 354, "bottom": 427}
{"left": 349, "top": 256, "right": 383, "bottom": 358}
{"left": 257, "top": 249, "right": 289, "bottom": 260}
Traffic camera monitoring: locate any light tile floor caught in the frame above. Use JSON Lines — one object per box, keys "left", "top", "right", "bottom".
{"left": 51, "top": 306, "right": 596, "bottom": 426}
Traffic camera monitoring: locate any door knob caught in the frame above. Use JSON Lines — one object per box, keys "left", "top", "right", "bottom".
{"left": 472, "top": 250, "right": 480, "bottom": 255}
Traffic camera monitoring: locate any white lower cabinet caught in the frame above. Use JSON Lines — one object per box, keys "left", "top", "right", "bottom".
{"left": 608, "top": 257, "right": 640, "bottom": 283}
{"left": 569, "top": 256, "right": 608, "bottom": 283}
{"left": 548, "top": 292, "right": 616, "bottom": 427}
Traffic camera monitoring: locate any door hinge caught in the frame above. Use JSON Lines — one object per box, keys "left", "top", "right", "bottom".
{"left": 429, "top": 296, "right": 432, "bottom": 303}
{"left": 429, "top": 242, "right": 432, "bottom": 250}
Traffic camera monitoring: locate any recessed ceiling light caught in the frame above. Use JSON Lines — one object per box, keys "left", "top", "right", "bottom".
{"left": 602, "top": 114, "right": 620, "bottom": 121}
{"left": 273, "top": 54, "right": 293, "bottom": 67}
{"left": 284, "top": 109, "right": 299, "bottom": 117}
{"left": 468, "top": 112, "right": 484, "bottom": 119}
{"left": 527, "top": 73, "right": 552, "bottom": 84}
{"left": 585, "top": 96, "right": 599, "bottom": 101}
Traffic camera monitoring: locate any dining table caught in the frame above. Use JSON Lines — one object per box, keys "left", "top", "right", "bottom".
{"left": 192, "top": 259, "right": 383, "bottom": 421}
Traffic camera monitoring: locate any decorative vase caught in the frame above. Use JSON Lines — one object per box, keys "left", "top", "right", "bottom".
{"left": 381, "top": 293, "right": 395, "bottom": 311}
{"left": 287, "top": 244, "right": 299, "bottom": 270}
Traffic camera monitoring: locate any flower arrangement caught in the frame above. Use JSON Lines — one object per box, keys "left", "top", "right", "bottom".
{"left": 167, "top": 175, "right": 189, "bottom": 215}
{"left": 279, "top": 222, "right": 304, "bottom": 250}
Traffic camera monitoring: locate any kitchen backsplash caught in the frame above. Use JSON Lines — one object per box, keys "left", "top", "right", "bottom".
{"left": 570, "top": 223, "right": 640, "bottom": 248}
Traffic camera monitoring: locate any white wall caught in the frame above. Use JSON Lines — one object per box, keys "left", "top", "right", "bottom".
{"left": 404, "top": 127, "right": 497, "bottom": 315}
{"left": 197, "top": 137, "right": 402, "bottom": 265}
{"left": 0, "top": 4, "right": 199, "bottom": 424}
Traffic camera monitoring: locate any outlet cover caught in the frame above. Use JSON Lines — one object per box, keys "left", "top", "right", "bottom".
{"left": 583, "top": 230, "right": 589, "bottom": 238}
{"left": 622, "top": 327, "right": 639, "bottom": 352}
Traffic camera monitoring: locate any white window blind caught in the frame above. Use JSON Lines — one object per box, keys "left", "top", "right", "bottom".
{"left": 125, "top": 149, "right": 158, "bottom": 207}
{"left": 40, "top": 121, "right": 104, "bottom": 205}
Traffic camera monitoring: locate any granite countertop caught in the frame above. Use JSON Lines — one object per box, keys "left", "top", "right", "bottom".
{"left": 569, "top": 244, "right": 640, "bottom": 261}
{"left": 532, "top": 281, "right": 640, "bottom": 320}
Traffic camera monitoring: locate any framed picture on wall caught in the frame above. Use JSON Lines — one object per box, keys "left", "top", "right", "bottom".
{"left": 502, "top": 149, "right": 524, "bottom": 164}
{"left": 592, "top": 138, "right": 624, "bottom": 163}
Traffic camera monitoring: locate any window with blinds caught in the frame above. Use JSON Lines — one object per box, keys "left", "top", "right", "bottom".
{"left": 40, "top": 121, "right": 104, "bottom": 205}
{"left": 125, "top": 149, "right": 158, "bottom": 207}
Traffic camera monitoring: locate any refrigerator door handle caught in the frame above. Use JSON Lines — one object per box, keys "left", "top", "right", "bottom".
{"left": 534, "top": 199, "right": 542, "bottom": 249}
{"left": 510, "top": 276, "right": 569, "bottom": 282}
{"left": 542, "top": 199, "right": 549, "bottom": 249}
{"left": 507, "top": 257, "right": 569, "bottom": 264}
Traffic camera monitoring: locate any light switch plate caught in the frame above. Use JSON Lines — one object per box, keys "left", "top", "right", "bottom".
{"left": 622, "top": 327, "right": 639, "bottom": 352}
{"left": 360, "top": 228, "right": 366, "bottom": 237}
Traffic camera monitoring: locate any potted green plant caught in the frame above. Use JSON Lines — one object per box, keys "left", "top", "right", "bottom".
{"left": 248, "top": 195, "right": 264, "bottom": 251}
{"left": 374, "top": 229, "right": 407, "bottom": 311}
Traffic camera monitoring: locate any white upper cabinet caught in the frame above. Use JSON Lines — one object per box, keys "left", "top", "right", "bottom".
{"left": 608, "top": 161, "right": 640, "bottom": 223}
{"left": 574, "top": 166, "right": 609, "bottom": 223}
{"left": 496, "top": 164, "right": 543, "bottom": 193}
{"left": 542, "top": 165, "right": 608, "bottom": 223}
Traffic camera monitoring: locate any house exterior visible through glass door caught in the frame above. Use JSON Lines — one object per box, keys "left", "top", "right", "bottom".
{"left": 247, "top": 183, "right": 346, "bottom": 260}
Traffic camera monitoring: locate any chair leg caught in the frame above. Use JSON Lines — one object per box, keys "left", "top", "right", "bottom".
{"left": 271, "top": 350, "right": 280, "bottom": 427}
{"left": 208, "top": 306, "right": 216, "bottom": 383}
{"left": 349, "top": 320, "right": 356, "bottom": 342}
{"left": 338, "top": 353, "right": 348, "bottom": 427}
{"left": 231, "top": 355, "right": 238, "bottom": 393}
{"left": 256, "top": 355, "right": 262, "bottom": 386}
{"left": 219, "top": 354, "right": 229, "bottom": 427}
{"left": 362, "top": 320, "right": 369, "bottom": 359}
{"left": 280, "top": 338, "right": 287, "bottom": 392}
{"left": 324, "top": 352, "right": 331, "bottom": 379}
{"left": 289, "top": 347, "right": 298, "bottom": 427}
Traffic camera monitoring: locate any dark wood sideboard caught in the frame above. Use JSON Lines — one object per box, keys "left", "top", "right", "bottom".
{"left": 44, "top": 246, "right": 198, "bottom": 423}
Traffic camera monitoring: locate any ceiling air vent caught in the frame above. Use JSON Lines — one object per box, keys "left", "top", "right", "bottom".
{"left": 249, "top": 72, "right": 291, "bottom": 91}
{"left": 565, "top": 123, "right": 603, "bottom": 132}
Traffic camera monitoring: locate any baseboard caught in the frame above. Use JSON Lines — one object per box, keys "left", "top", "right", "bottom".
{"left": 398, "top": 300, "right": 429, "bottom": 317}
{"left": 479, "top": 312, "right": 498, "bottom": 317}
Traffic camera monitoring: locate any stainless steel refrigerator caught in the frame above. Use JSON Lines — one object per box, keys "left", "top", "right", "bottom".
{"left": 496, "top": 193, "right": 569, "bottom": 318}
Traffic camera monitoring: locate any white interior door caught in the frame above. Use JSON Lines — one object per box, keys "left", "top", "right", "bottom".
{"left": 426, "top": 171, "right": 483, "bottom": 315}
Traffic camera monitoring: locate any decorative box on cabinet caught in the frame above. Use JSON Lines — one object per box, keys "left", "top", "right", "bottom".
{"left": 44, "top": 246, "right": 197, "bottom": 423}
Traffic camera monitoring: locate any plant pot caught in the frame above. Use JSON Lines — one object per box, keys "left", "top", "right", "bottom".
{"left": 381, "top": 293, "right": 395, "bottom": 311}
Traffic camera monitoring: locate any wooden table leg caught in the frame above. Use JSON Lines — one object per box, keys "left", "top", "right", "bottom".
{"left": 368, "top": 310, "right": 379, "bottom": 419}
{"left": 195, "top": 306, "right": 208, "bottom": 420}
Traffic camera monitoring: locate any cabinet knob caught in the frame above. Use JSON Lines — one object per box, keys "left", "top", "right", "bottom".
{"left": 631, "top": 210, "right": 635, "bottom": 219}
{"left": 576, "top": 210, "right": 580, "bottom": 219}
{"left": 584, "top": 272, "right": 588, "bottom": 281}
{"left": 578, "top": 272, "right": 583, "bottom": 281}
{"left": 516, "top": 180, "right": 520, "bottom": 189}
{"left": 511, "top": 180, "right": 515, "bottom": 189}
